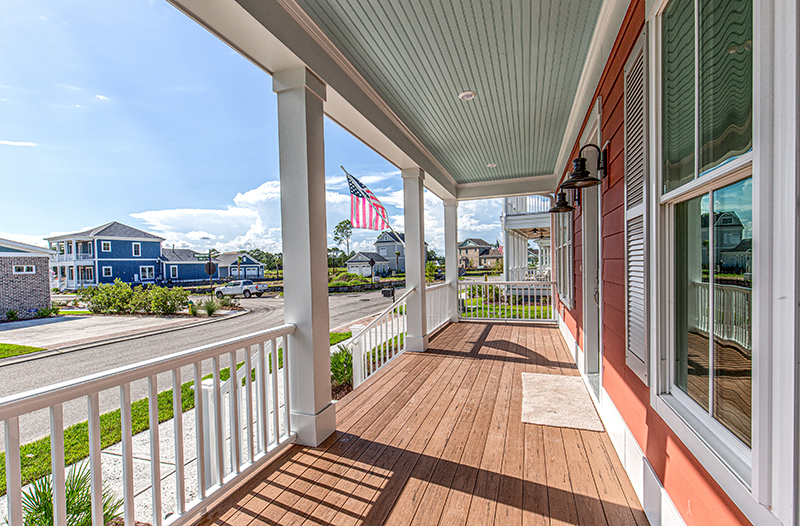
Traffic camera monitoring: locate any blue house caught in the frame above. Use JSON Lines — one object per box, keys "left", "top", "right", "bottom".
{"left": 160, "top": 247, "right": 220, "bottom": 283}
{"left": 46, "top": 222, "right": 164, "bottom": 290}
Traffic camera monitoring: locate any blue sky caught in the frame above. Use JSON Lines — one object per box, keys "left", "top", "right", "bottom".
{"left": 0, "top": 0, "right": 503, "bottom": 254}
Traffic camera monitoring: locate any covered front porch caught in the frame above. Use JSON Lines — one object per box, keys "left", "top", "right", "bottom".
{"left": 198, "top": 321, "right": 646, "bottom": 526}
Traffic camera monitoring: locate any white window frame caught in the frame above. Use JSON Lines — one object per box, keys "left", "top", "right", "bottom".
{"left": 102, "top": 266, "right": 112, "bottom": 277}
{"left": 646, "top": 2, "right": 794, "bottom": 524}
{"left": 12, "top": 265, "right": 36, "bottom": 274}
{"left": 170, "top": 265, "right": 178, "bottom": 279}
{"left": 132, "top": 243, "right": 141, "bottom": 257}
{"left": 101, "top": 241, "right": 111, "bottom": 252}
{"left": 554, "top": 194, "right": 574, "bottom": 309}
{"left": 140, "top": 266, "right": 154, "bottom": 280}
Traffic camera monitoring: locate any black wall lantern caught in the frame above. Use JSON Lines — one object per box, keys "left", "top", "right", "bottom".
{"left": 559, "top": 143, "right": 607, "bottom": 190}
{"left": 548, "top": 191, "right": 575, "bottom": 214}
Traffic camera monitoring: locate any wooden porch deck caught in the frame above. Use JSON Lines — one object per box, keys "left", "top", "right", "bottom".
{"left": 198, "top": 322, "right": 648, "bottom": 526}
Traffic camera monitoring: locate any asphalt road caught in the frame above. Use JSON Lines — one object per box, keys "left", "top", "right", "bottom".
{"left": 0, "top": 289, "right": 396, "bottom": 448}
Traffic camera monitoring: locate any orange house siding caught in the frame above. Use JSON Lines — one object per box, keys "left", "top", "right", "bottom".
{"left": 555, "top": 0, "right": 750, "bottom": 524}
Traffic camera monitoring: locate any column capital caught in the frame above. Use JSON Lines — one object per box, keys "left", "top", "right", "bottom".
{"left": 272, "top": 67, "right": 326, "bottom": 102}
{"left": 443, "top": 198, "right": 458, "bottom": 208}
{"left": 401, "top": 167, "right": 424, "bottom": 180}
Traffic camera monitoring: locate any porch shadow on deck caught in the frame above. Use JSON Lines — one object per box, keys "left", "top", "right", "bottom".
{"left": 195, "top": 322, "right": 649, "bottom": 526}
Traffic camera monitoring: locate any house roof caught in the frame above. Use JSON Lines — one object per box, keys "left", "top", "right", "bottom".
{"left": 160, "top": 248, "right": 218, "bottom": 263}
{"left": 722, "top": 238, "right": 752, "bottom": 253}
{"left": 346, "top": 251, "right": 389, "bottom": 264}
{"left": 376, "top": 232, "right": 404, "bottom": 243}
{"left": 459, "top": 238, "right": 493, "bottom": 248}
{"left": 46, "top": 221, "right": 164, "bottom": 241}
{"left": 0, "top": 237, "right": 54, "bottom": 256}
{"left": 216, "top": 251, "right": 264, "bottom": 267}
{"left": 480, "top": 248, "right": 502, "bottom": 258}
{"left": 701, "top": 211, "right": 744, "bottom": 229}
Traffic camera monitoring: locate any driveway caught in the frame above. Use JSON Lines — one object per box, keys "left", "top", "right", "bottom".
{"left": 0, "top": 289, "right": 396, "bottom": 448}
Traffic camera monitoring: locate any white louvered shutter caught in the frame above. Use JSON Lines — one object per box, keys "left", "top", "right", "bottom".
{"left": 624, "top": 31, "right": 649, "bottom": 384}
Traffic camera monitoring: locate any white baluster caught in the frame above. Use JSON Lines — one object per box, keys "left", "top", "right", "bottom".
{"left": 4, "top": 417, "right": 23, "bottom": 526}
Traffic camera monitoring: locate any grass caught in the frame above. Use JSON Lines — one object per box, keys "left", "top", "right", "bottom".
{"left": 0, "top": 344, "right": 46, "bottom": 360}
{"left": 329, "top": 332, "right": 352, "bottom": 346}
{"left": 460, "top": 299, "right": 552, "bottom": 319}
{"left": 61, "top": 310, "right": 92, "bottom": 316}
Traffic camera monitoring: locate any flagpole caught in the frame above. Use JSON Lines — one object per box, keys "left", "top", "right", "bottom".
{"left": 340, "top": 165, "right": 405, "bottom": 247}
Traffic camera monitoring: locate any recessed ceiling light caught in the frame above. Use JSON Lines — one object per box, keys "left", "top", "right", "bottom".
{"left": 487, "top": 163, "right": 497, "bottom": 168}
{"left": 458, "top": 91, "right": 477, "bottom": 101}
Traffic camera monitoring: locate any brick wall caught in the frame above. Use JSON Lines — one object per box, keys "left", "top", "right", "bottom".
{"left": 0, "top": 256, "right": 52, "bottom": 320}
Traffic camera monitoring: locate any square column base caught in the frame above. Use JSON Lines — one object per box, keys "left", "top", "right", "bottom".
{"left": 290, "top": 402, "right": 336, "bottom": 446}
{"left": 405, "top": 334, "right": 429, "bottom": 353}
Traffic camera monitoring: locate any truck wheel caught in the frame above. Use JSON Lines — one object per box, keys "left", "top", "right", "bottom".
{"left": 216, "top": 292, "right": 223, "bottom": 299}
{"left": 243, "top": 290, "right": 252, "bottom": 298}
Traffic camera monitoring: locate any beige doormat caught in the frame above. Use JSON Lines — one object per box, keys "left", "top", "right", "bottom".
{"left": 521, "top": 373, "right": 604, "bottom": 431}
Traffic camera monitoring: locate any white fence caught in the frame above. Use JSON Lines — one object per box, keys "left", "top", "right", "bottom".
{"left": 458, "top": 281, "right": 556, "bottom": 322}
{"left": 1, "top": 324, "right": 296, "bottom": 526}
{"left": 426, "top": 282, "right": 450, "bottom": 335}
{"left": 691, "top": 281, "right": 752, "bottom": 351}
{"left": 349, "top": 288, "right": 414, "bottom": 387}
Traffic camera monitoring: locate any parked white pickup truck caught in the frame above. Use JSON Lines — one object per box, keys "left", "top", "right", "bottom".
{"left": 214, "top": 280, "right": 270, "bottom": 298}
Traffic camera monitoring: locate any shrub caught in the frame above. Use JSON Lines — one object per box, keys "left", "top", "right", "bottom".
{"left": 5, "top": 310, "right": 19, "bottom": 322}
{"left": 218, "top": 295, "right": 238, "bottom": 308}
{"left": 17, "top": 462, "right": 122, "bottom": 526}
{"left": 150, "top": 286, "right": 189, "bottom": 315}
{"left": 78, "top": 280, "right": 189, "bottom": 315}
{"left": 328, "top": 281, "right": 350, "bottom": 288}
{"left": 330, "top": 344, "right": 353, "bottom": 388}
{"left": 202, "top": 298, "right": 220, "bottom": 316}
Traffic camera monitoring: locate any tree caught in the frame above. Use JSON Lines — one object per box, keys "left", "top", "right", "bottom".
{"left": 333, "top": 220, "right": 353, "bottom": 255}
{"left": 328, "top": 247, "right": 348, "bottom": 268}
{"left": 427, "top": 248, "right": 444, "bottom": 264}
{"left": 394, "top": 251, "right": 400, "bottom": 271}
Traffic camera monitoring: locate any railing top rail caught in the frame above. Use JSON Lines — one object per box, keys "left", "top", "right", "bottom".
{"left": 425, "top": 282, "right": 449, "bottom": 292}
{"left": 350, "top": 287, "right": 415, "bottom": 343}
{"left": 0, "top": 323, "right": 296, "bottom": 420}
{"left": 459, "top": 280, "right": 556, "bottom": 286}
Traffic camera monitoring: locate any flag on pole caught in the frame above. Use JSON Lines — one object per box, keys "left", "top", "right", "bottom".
{"left": 344, "top": 167, "right": 391, "bottom": 230}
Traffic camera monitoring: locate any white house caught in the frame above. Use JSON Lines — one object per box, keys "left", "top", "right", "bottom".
{"left": 345, "top": 251, "right": 388, "bottom": 277}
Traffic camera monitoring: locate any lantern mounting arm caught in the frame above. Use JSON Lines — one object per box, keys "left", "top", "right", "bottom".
{"left": 577, "top": 143, "right": 608, "bottom": 179}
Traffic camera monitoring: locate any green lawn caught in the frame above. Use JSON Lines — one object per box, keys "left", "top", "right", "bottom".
{"left": 329, "top": 331, "right": 352, "bottom": 346}
{"left": 460, "top": 299, "right": 552, "bottom": 320}
{"left": 61, "top": 310, "right": 92, "bottom": 316}
{"left": 0, "top": 344, "right": 45, "bottom": 360}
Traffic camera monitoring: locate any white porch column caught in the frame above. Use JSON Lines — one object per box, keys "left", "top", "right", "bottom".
{"left": 402, "top": 168, "right": 427, "bottom": 351}
{"left": 444, "top": 198, "right": 459, "bottom": 322}
{"left": 273, "top": 67, "right": 335, "bottom": 446}
{"left": 502, "top": 218, "right": 509, "bottom": 281}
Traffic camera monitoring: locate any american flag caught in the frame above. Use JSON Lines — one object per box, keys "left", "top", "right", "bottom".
{"left": 345, "top": 168, "right": 390, "bottom": 230}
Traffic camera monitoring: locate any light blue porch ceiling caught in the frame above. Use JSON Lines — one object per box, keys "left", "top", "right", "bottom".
{"left": 293, "top": 0, "right": 604, "bottom": 184}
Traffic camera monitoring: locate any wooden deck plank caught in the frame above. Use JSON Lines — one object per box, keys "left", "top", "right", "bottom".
{"left": 436, "top": 324, "right": 507, "bottom": 526}
{"left": 464, "top": 323, "right": 515, "bottom": 526}
{"left": 561, "top": 428, "right": 608, "bottom": 526}
{"left": 494, "top": 324, "right": 524, "bottom": 526}
{"left": 200, "top": 323, "right": 650, "bottom": 526}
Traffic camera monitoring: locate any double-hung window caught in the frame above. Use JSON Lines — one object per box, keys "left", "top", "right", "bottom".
{"left": 658, "top": 0, "right": 753, "bottom": 477}
{"left": 554, "top": 195, "right": 574, "bottom": 309}
{"left": 140, "top": 266, "right": 155, "bottom": 280}
{"left": 132, "top": 243, "right": 141, "bottom": 257}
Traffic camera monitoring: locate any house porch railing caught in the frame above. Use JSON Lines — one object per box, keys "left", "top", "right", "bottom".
{"left": 0, "top": 324, "right": 296, "bottom": 526}
{"left": 691, "top": 281, "right": 752, "bottom": 351}
{"left": 458, "top": 281, "right": 557, "bottom": 322}
{"left": 349, "top": 288, "right": 414, "bottom": 388}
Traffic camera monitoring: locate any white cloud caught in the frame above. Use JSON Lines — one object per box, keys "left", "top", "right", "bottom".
{"left": 0, "top": 232, "right": 49, "bottom": 247}
{"left": 95, "top": 94, "right": 109, "bottom": 101}
{"left": 0, "top": 140, "right": 37, "bottom": 147}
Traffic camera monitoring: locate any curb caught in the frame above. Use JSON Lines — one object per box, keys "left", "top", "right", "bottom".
{"left": 0, "top": 310, "right": 250, "bottom": 367}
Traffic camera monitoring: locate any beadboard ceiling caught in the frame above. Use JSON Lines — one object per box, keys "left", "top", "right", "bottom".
{"left": 293, "top": 0, "right": 604, "bottom": 185}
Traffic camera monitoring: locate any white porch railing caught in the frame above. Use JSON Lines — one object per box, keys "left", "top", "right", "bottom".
{"left": 0, "top": 324, "right": 296, "bottom": 526}
{"left": 505, "top": 195, "right": 551, "bottom": 215}
{"left": 426, "top": 282, "right": 450, "bottom": 335}
{"left": 349, "top": 288, "right": 414, "bottom": 388}
{"left": 458, "top": 281, "right": 556, "bottom": 322}
{"left": 691, "top": 281, "right": 752, "bottom": 351}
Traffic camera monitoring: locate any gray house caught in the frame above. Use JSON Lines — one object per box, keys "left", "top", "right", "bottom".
{"left": 216, "top": 251, "right": 264, "bottom": 279}
{"left": 374, "top": 232, "right": 428, "bottom": 272}
{"left": 0, "top": 238, "right": 54, "bottom": 320}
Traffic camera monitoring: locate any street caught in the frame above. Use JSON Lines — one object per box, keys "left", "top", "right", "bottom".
{"left": 0, "top": 289, "right": 396, "bottom": 448}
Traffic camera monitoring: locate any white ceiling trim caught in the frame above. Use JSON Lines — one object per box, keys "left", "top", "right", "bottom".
{"left": 457, "top": 175, "right": 558, "bottom": 201}
{"left": 551, "top": 0, "right": 630, "bottom": 190}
